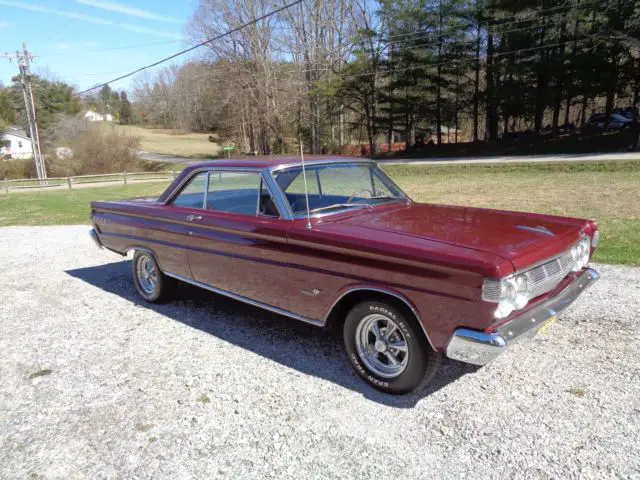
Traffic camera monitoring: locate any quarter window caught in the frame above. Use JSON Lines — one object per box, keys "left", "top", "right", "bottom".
{"left": 172, "top": 172, "right": 207, "bottom": 208}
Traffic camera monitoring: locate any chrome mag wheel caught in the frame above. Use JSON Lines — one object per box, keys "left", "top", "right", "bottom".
{"left": 136, "top": 253, "right": 158, "bottom": 296}
{"left": 355, "top": 314, "right": 409, "bottom": 378}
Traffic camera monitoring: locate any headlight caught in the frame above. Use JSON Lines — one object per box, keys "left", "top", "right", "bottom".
{"left": 571, "top": 237, "right": 591, "bottom": 272}
{"left": 484, "top": 273, "right": 533, "bottom": 320}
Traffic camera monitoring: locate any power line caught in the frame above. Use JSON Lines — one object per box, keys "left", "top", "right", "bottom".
{"left": 73, "top": 0, "right": 305, "bottom": 97}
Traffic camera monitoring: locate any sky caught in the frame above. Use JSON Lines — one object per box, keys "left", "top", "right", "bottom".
{"left": 0, "top": 0, "right": 198, "bottom": 93}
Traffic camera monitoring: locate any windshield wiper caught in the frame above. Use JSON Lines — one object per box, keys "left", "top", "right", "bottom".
{"left": 307, "top": 203, "right": 373, "bottom": 214}
{"left": 369, "top": 195, "right": 403, "bottom": 202}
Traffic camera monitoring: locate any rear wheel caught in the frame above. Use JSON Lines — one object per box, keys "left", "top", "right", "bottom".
{"left": 132, "top": 251, "right": 174, "bottom": 303}
{"left": 343, "top": 300, "right": 442, "bottom": 394}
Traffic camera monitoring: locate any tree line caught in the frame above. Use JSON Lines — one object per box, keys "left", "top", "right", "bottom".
{"left": 129, "top": 0, "right": 640, "bottom": 155}
{"left": 2, "top": 0, "right": 639, "bottom": 157}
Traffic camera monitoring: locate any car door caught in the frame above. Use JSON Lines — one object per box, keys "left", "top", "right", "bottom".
{"left": 146, "top": 171, "right": 209, "bottom": 278}
{"left": 185, "top": 169, "right": 292, "bottom": 312}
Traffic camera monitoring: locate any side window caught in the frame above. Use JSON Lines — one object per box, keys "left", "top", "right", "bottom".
{"left": 172, "top": 172, "right": 207, "bottom": 209}
{"left": 18, "top": 141, "right": 23, "bottom": 148}
{"left": 259, "top": 180, "right": 280, "bottom": 217}
{"left": 207, "top": 172, "right": 261, "bottom": 215}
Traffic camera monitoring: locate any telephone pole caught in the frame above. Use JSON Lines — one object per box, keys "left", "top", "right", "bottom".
{"left": 13, "top": 43, "right": 46, "bottom": 181}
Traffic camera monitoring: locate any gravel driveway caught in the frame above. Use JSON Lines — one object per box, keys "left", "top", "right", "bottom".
{"left": 1, "top": 226, "right": 638, "bottom": 479}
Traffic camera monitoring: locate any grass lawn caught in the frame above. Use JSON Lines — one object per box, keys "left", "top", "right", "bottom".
{"left": 0, "top": 183, "right": 169, "bottom": 226}
{"left": 0, "top": 161, "right": 638, "bottom": 265}
{"left": 111, "top": 124, "right": 222, "bottom": 158}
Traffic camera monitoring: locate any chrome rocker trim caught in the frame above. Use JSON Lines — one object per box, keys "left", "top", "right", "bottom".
{"left": 163, "top": 272, "right": 325, "bottom": 328}
{"left": 446, "top": 267, "right": 599, "bottom": 366}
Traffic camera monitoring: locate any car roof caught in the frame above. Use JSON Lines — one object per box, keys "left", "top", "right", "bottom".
{"left": 185, "top": 155, "right": 373, "bottom": 171}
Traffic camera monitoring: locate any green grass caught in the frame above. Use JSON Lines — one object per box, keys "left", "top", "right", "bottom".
{"left": 110, "top": 124, "right": 222, "bottom": 158}
{"left": 0, "top": 183, "right": 169, "bottom": 226}
{"left": 0, "top": 161, "right": 638, "bottom": 265}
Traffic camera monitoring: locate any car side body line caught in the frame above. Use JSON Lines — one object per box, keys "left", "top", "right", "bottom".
{"left": 163, "top": 271, "right": 325, "bottom": 328}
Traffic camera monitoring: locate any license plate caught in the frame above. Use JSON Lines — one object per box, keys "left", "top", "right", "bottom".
{"left": 539, "top": 316, "right": 558, "bottom": 335}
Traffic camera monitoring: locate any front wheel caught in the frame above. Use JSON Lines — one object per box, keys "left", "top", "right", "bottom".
{"left": 344, "top": 301, "right": 442, "bottom": 394}
{"left": 132, "top": 250, "right": 174, "bottom": 303}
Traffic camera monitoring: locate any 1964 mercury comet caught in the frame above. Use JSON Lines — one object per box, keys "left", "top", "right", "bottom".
{"left": 89, "top": 158, "right": 600, "bottom": 394}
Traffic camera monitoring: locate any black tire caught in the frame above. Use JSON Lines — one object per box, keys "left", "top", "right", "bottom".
{"left": 343, "top": 300, "right": 442, "bottom": 395}
{"left": 132, "top": 250, "right": 174, "bottom": 303}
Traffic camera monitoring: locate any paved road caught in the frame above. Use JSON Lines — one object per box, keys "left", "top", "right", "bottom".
{"left": 138, "top": 149, "right": 640, "bottom": 165}
{"left": 1, "top": 226, "right": 639, "bottom": 479}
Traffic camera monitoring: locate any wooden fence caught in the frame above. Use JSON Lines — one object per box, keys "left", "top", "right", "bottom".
{"left": 2, "top": 170, "right": 179, "bottom": 193}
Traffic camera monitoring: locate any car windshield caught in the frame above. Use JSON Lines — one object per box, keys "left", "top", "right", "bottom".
{"left": 273, "top": 163, "right": 408, "bottom": 216}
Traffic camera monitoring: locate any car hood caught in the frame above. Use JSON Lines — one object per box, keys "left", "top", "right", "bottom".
{"left": 339, "top": 203, "right": 585, "bottom": 270}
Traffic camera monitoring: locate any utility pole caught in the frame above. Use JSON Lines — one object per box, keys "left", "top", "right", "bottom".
{"left": 12, "top": 43, "right": 46, "bottom": 181}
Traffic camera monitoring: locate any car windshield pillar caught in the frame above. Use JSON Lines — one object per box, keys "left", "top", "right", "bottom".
{"left": 269, "top": 161, "right": 409, "bottom": 219}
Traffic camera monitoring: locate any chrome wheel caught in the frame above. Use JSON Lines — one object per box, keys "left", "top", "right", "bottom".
{"left": 355, "top": 314, "right": 409, "bottom": 378}
{"left": 136, "top": 254, "right": 158, "bottom": 296}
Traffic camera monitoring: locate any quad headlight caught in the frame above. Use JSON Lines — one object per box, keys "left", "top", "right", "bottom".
{"left": 570, "top": 237, "right": 591, "bottom": 272}
{"left": 483, "top": 237, "right": 592, "bottom": 320}
{"left": 488, "top": 274, "right": 533, "bottom": 319}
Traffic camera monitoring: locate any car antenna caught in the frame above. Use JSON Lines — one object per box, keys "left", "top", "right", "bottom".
{"left": 299, "top": 139, "right": 312, "bottom": 229}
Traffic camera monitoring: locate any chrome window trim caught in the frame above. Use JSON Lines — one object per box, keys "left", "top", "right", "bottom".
{"left": 260, "top": 170, "right": 293, "bottom": 220}
{"left": 268, "top": 161, "right": 411, "bottom": 220}
{"left": 268, "top": 158, "right": 377, "bottom": 174}
{"left": 202, "top": 171, "right": 210, "bottom": 209}
{"left": 166, "top": 167, "right": 289, "bottom": 220}
{"left": 164, "top": 166, "right": 264, "bottom": 206}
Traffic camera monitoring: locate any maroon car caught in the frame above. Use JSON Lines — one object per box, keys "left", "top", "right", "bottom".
{"left": 89, "top": 158, "right": 600, "bottom": 394}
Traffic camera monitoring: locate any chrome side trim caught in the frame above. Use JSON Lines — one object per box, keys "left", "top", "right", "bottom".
{"left": 325, "top": 287, "right": 436, "bottom": 351}
{"left": 89, "top": 228, "right": 103, "bottom": 248}
{"left": 163, "top": 272, "right": 325, "bottom": 328}
{"left": 446, "top": 267, "right": 599, "bottom": 365}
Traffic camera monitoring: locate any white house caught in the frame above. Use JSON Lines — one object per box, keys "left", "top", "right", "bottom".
{"left": 0, "top": 127, "right": 33, "bottom": 160}
{"left": 84, "top": 110, "right": 113, "bottom": 122}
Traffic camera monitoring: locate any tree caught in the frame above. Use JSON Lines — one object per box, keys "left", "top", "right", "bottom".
{"left": 119, "top": 91, "right": 132, "bottom": 125}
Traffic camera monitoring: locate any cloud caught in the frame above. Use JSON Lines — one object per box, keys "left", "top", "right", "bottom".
{"left": 75, "top": 0, "right": 179, "bottom": 23}
{"left": 54, "top": 43, "right": 72, "bottom": 50}
{"left": 0, "top": 20, "right": 12, "bottom": 27}
{"left": 0, "top": 1, "right": 181, "bottom": 39}
{"left": 119, "top": 23, "right": 181, "bottom": 39}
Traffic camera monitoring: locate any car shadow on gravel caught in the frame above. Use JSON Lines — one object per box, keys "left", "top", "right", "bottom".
{"left": 66, "top": 260, "right": 482, "bottom": 408}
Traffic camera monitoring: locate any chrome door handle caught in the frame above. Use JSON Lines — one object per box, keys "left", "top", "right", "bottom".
{"left": 186, "top": 214, "right": 202, "bottom": 221}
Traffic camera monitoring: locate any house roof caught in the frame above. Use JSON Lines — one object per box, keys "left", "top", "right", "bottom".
{"left": 1, "top": 126, "right": 30, "bottom": 139}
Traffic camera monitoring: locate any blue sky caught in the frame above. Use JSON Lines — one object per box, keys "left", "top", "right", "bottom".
{"left": 0, "top": 0, "right": 196, "bottom": 92}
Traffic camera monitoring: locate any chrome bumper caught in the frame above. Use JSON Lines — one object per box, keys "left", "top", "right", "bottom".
{"left": 446, "top": 267, "right": 599, "bottom": 366}
{"left": 89, "top": 228, "right": 103, "bottom": 249}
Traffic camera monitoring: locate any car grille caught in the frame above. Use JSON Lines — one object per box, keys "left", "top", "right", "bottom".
{"left": 523, "top": 249, "right": 576, "bottom": 299}
{"left": 482, "top": 246, "right": 578, "bottom": 302}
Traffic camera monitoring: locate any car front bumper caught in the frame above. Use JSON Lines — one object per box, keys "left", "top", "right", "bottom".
{"left": 445, "top": 267, "right": 599, "bottom": 366}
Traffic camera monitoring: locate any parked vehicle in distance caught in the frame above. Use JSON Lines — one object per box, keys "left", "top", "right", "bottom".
{"left": 586, "top": 113, "right": 633, "bottom": 131}
{"left": 89, "top": 158, "right": 600, "bottom": 394}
